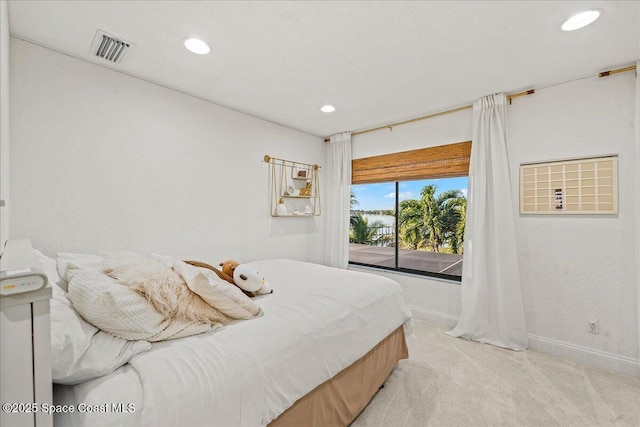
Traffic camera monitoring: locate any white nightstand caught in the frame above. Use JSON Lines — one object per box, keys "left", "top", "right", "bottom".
{"left": 0, "top": 284, "right": 53, "bottom": 427}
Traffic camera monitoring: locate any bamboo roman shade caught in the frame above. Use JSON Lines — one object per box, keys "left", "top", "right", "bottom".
{"left": 351, "top": 141, "right": 471, "bottom": 184}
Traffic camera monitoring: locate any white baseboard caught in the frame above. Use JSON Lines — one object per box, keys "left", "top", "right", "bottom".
{"left": 527, "top": 334, "right": 640, "bottom": 378}
{"left": 409, "top": 305, "right": 640, "bottom": 378}
{"left": 409, "top": 305, "right": 459, "bottom": 329}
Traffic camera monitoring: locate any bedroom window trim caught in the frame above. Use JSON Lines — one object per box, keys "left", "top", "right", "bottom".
{"left": 349, "top": 141, "right": 471, "bottom": 282}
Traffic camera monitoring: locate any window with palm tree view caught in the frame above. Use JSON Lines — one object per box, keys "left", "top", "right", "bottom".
{"left": 349, "top": 177, "right": 468, "bottom": 280}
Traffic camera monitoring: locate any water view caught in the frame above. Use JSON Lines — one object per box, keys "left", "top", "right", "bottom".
{"left": 349, "top": 177, "right": 467, "bottom": 278}
{"left": 362, "top": 214, "right": 394, "bottom": 226}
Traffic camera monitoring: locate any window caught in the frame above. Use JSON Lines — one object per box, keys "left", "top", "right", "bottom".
{"left": 349, "top": 142, "right": 470, "bottom": 281}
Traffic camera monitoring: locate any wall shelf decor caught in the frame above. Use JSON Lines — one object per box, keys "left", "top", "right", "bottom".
{"left": 520, "top": 155, "right": 618, "bottom": 215}
{"left": 264, "top": 155, "right": 321, "bottom": 217}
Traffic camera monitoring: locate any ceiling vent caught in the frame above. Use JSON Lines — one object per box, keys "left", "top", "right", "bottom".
{"left": 89, "top": 30, "right": 136, "bottom": 65}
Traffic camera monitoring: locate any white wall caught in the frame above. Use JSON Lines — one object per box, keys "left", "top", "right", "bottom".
{"left": 0, "top": 0, "right": 10, "bottom": 250}
{"left": 351, "top": 74, "right": 639, "bottom": 375}
{"left": 9, "top": 38, "right": 326, "bottom": 265}
{"left": 509, "top": 74, "right": 638, "bottom": 375}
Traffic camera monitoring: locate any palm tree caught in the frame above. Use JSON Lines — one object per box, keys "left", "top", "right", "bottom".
{"left": 350, "top": 191, "right": 359, "bottom": 227}
{"left": 350, "top": 191, "right": 358, "bottom": 209}
{"left": 399, "top": 184, "right": 466, "bottom": 253}
{"left": 397, "top": 199, "right": 423, "bottom": 250}
{"left": 438, "top": 193, "right": 466, "bottom": 254}
{"left": 349, "top": 213, "right": 385, "bottom": 246}
{"left": 452, "top": 197, "right": 466, "bottom": 254}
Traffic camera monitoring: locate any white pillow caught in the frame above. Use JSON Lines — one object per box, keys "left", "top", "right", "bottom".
{"left": 54, "top": 331, "right": 151, "bottom": 385}
{"left": 66, "top": 268, "right": 217, "bottom": 342}
{"left": 35, "top": 249, "right": 61, "bottom": 288}
{"left": 55, "top": 252, "right": 103, "bottom": 292}
{"left": 173, "top": 260, "right": 261, "bottom": 320}
{"left": 36, "top": 250, "right": 151, "bottom": 384}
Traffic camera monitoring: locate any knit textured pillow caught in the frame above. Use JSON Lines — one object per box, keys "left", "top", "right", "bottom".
{"left": 66, "top": 269, "right": 218, "bottom": 342}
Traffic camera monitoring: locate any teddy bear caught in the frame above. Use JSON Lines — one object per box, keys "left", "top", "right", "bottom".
{"left": 233, "top": 264, "right": 273, "bottom": 296}
{"left": 219, "top": 259, "right": 240, "bottom": 278}
{"left": 184, "top": 260, "right": 234, "bottom": 284}
{"left": 184, "top": 259, "right": 253, "bottom": 297}
{"left": 185, "top": 259, "right": 273, "bottom": 297}
{"left": 220, "top": 259, "right": 273, "bottom": 296}
{"left": 298, "top": 180, "right": 312, "bottom": 197}
{"left": 185, "top": 259, "right": 274, "bottom": 297}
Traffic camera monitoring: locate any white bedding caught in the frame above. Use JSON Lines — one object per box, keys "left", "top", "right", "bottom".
{"left": 54, "top": 259, "right": 412, "bottom": 427}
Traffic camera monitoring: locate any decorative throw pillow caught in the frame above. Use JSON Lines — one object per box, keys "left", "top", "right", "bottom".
{"left": 66, "top": 268, "right": 218, "bottom": 342}
{"left": 55, "top": 252, "right": 103, "bottom": 292}
{"left": 37, "top": 250, "right": 150, "bottom": 384}
{"left": 101, "top": 252, "right": 230, "bottom": 325}
{"left": 173, "top": 259, "right": 261, "bottom": 320}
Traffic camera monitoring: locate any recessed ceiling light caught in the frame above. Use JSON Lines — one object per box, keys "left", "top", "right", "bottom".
{"left": 184, "top": 37, "right": 210, "bottom": 55}
{"left": 561, "top": 10, "right": 601, "bottom": 31}
{"left": 320, "top": 105, "right": 336, "bottom": 113}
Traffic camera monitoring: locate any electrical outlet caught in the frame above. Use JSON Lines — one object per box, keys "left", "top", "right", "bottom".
{"left": 587, "top": 319, "right": 599, "bottom": 334}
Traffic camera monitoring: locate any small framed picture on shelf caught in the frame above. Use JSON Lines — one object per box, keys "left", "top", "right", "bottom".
{"left": 292, "top": 163, "right": 310, "bottom": 179}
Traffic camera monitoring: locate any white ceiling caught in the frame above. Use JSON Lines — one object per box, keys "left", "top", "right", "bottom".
{"left": 7, "top": 1, "right": 640, "bottom": 138}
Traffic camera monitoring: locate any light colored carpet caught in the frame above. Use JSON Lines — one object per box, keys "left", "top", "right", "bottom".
{"left": 351, "top": 320, "right": 640, "bottom": 427}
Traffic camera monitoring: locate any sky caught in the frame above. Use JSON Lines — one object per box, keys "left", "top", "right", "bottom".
{"left": 351, "top": 176, "right": 468, "bottom": 211}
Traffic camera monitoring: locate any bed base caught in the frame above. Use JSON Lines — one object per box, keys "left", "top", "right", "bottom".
{"left": 269, "top": 325, "right": 408, "bottom": 427}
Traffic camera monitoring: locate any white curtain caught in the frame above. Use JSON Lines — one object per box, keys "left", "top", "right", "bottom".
{"left": 446, "top": 93, "right": 528, "bottom": 351}
{"left": 324, "top": 131, "right": 352, "bottom": 268}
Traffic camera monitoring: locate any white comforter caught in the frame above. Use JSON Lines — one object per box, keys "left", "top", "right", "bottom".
{"left": 54, "top": 259, "right": 412, "bottom": 427}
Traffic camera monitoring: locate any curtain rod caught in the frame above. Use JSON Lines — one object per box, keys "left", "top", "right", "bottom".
{"left": 322, "top": 90, "right": 533, "bottom": 142}
{"left": 599, "top": 64, "right": 636, "bottom": 78}
{"left": 324, "top": 64, "right": 637, "bottom": 142}
{"left": 263, "top": 154, "right": 320, "bottom": 169}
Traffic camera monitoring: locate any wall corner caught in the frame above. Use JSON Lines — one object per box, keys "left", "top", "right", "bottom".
{"left": 0, "top": 0, "right": 11, "bottom": 253}
{"left": 635, "top": 60, "right": 640, "bottom": 363}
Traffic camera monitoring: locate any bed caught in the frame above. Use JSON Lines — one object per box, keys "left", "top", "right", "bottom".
{"left": 43, "top": 255, "right": 412, "bottom": 427}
